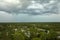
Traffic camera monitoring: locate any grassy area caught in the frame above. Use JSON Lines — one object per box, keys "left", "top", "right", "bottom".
{"left": 0, "top": 22, "right": 60, "bottom": 40}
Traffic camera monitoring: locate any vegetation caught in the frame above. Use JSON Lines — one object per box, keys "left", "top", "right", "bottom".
{"left": 0, "top": 22, "right": 60, "bottom": 40}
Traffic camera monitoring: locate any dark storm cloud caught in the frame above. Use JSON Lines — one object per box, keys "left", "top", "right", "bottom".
{"left": 0, "top": 0, "right": 59, "bottom": 15}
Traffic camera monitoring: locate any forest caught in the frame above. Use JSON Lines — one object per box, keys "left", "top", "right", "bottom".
{"left": 0, "top": 22, "right": 60, "bottom": 40}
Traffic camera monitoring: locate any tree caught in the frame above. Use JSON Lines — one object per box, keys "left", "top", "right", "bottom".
{"left": 46, "top": 29, "right": 57, "bottom": 40}
{"left": 13, "top": 31, "right": 25, "bottom": 40}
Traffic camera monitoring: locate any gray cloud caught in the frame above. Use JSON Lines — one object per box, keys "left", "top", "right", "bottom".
{"left": 0, "top": 11, "right": 15, "bottom": 22}
{"left": 0, "top": 0, "right": 59, "bottom": 15}
{"left": 0, "top": 11, "right": 60, "bottom": 22}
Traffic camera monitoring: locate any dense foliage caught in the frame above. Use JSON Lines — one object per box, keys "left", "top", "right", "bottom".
{"left": 0, "top": 23, "right": 60, "bottom": 40}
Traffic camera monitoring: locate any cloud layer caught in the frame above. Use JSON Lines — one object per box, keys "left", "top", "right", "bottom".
{"left": 0, "top": 0, "right": 60, "bottom": 22}
{"left": 0, "top": 0, "right": 59, "bottom": 15}
{"left": 0, "top": 11, "right": 60, "bottom": 22}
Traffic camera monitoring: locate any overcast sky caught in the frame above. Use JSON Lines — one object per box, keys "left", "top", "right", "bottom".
{"left": 0, "top": 0, "right": 60, "bottom": 22}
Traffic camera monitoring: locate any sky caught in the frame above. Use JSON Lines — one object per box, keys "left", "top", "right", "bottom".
{"left": 0, "top": 0, "right": 60, "bottom": 22}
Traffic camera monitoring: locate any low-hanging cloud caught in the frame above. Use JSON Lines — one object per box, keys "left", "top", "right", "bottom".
{"left": 0, "top": 0, "right": 60, "bottom": 15}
